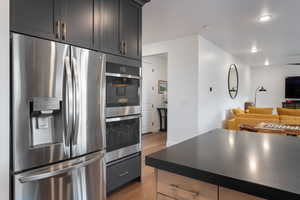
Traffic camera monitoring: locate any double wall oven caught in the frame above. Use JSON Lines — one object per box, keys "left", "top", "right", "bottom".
{"left": 105, "top": 56, "right": 142, "bottom": 163}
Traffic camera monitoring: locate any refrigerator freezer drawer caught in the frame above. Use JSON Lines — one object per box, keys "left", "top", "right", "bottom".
{"left": 107, "top": 153, "right": 141, "bottom": 193}
{"left": 14, "top": 152, "right": 106, "bottom": 200}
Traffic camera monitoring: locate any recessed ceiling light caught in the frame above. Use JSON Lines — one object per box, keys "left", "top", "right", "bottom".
{"left": 259, "top": 14, "right": 272, "bottom": 23}
{"left": 264, "top": 59, "right": 270, "bottom": 66}
{"left": 251, "top": 46, "right": 258, "bottom": 53}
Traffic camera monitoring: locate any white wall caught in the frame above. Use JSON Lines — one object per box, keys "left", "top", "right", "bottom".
{"left": 197, "top": 36, "right": 251, "bottom": 133}
{"left": 250, "top": 66, "right": 300, "bottom": 108}
{"left": 143, "top": 35, "right": 251, "bottom": 146}
{"left": 143, "top": 35, "right": 200, "bottom": 146}
{"left": 0, "top": 0, "right": 10, "bottom": 199}
{"left": 142, "top": 54, "right": 168, "bottom": 132}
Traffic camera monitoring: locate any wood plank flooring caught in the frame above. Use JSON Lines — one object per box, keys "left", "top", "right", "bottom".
{"left": 108, "top": 132, "right": 167, "bottom": 200}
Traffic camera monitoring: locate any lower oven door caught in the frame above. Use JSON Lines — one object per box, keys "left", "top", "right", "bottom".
{"left": 105, "top": 115, "right": 141, "bottom": 163}
{"left": 13, "top": 151, "right": 106, "bottom": 200}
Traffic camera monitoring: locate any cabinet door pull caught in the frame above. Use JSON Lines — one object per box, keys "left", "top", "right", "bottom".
{"left": 55, "top": 20, "right": 61, "bottom": 39}
{"left": 119, "top": 171, "right": 129, "bottom": 177}
{"left": 120, "top": 41, "right": 124, "bottom": 55}
{"left": 124, "top": 41, "right": 128, "bottom": 55}
{"left": 120, "top": 40, "right": 126, "bottom": 55}
{"left": 62, "top": 22, "right": 67, "bottom": 41}
{"left": 170, "top": 184, "right": 200, "bottom": 198}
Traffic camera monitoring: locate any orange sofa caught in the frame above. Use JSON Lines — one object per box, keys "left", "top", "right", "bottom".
{"left": 277, "top": 108, "right": 300, "bottom": 126}
{"left": 226, "top": 107, "right": 300, "bottom": 130}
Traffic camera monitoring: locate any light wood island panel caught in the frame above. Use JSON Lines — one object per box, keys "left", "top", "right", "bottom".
{"left": 219, "top": 187, "right": 266, "bottom": 200}
{"left": 157, "top": 169, "right": 218, "bottom": 200}
{"left": 156, "top": 169, "right": 267, "bottom": 200}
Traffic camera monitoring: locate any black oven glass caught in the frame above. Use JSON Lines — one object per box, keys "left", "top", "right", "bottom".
{"left": 106, "top": 118, "right": 140, "bottom": 152}
{"left": 106, "top": 77, "right": 140, "bottom": 107}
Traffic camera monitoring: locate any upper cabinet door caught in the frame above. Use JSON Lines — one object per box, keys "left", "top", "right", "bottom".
{"left": 61, "top": 0, "right": 94, "bottom": 48}
{"left": 120, "top": 0, "right": 142, "bottom": 60}
{"left": 10, "top": 0, "right": 61, "bottom": 40}
{"left": 95, "top": 0, "right": 121, "bottom": 55}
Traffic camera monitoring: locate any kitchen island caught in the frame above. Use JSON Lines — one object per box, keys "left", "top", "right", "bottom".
{"left": 145, "top": 129, "right": 300, "bottom": 200}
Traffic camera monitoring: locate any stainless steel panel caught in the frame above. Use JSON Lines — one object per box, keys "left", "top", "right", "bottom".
{"left": 106, "top": 106, "right": 141, "bottom": 118}
{"left": 14, "top": 151, "right": 106, "bottom": 200}
{"left": 71, "top": 47, "right": 106, "bottom": 157}
{"left": 105, "top": 144, "right": 141, "bottom": 163}
{"left": 12, "top": 33, "right": 70, "bottom": 172}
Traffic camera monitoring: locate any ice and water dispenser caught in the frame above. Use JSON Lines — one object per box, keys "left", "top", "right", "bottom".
{"left": 29, "top": 97, "right": 63, "bottom": 147}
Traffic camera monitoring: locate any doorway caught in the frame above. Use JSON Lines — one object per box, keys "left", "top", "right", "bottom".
{"left": 142, "top": 53, "right": 168, "bottom": 135}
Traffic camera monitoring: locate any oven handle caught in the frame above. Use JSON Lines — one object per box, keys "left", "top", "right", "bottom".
{"left": 106, "top": 115, "right": 141, "bottom": 122}
{"left": 105, "top": 72, "right": 141, "bottom": 80}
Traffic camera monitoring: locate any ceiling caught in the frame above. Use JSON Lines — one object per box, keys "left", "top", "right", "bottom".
{"left": 142, "top": 0, "right": 300, "bottom": 67}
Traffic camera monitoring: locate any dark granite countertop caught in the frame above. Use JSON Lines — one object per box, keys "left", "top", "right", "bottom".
{"left": 145, "top": 129, "right": 300, "bottom": 199}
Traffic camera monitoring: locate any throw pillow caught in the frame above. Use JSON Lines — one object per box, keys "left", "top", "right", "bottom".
{"left": 248, "top": 107, "right": 273, "bottom": 115}
{"left": 277, "top": 108, "right": 300, "bottom": 116}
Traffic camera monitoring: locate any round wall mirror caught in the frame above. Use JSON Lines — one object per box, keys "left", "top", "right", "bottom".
{"left": 228, "top": 64, "right": 239, "bottom": 99}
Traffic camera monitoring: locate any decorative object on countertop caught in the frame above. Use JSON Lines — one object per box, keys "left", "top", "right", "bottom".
{"left": 228, "top": 64, "right": 239, "bottom": 99}
{"left": 254, "top": 86, "right": 267, "bottom": 106}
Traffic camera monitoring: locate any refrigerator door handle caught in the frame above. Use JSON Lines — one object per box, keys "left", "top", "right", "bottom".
{"left": 18, "top": 151, "right": 105, "bottom": 183}
{"left": 71, "top": 57, "right": 80, "bottom": 144}
{"left": 64, "top": 56, "right": 74, "bottom": 146}
{"left": 100, "top": 54, "right": 107, "bottom": 149}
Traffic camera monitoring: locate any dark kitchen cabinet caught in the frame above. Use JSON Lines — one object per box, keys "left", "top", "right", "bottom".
{"left": 11, "top": 0, "right": 93, "bottom": 48}
{"left": 94, "top": 0, "right": 143, "bottom": 60}
{"left": 61, "top": 0, "right": 94, "bottom": 48}
{"left": 107, "top": 153, "right": 141, "bottom": 193}
{"left": 11, "top": 0, "right": 149, "bottom": 59}
{"left": 120, "top": 0, "right": 142, "bottom": 60}
{"left": 95, "top": 0, "right": 121, "bottom": 55}
{"left": 10, "top": 0, "right": 61, "bottom": 40}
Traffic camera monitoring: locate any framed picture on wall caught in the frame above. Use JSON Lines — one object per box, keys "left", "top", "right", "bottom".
{"left": 158, "top": 80, "right": 167, "bottom": 94}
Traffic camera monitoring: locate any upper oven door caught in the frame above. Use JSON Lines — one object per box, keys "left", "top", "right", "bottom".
{"left": 106, "top": 62, "right": 141, "bottom": 117}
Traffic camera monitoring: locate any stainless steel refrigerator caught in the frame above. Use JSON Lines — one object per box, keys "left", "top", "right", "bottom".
{"left": 11, "top": 33, "right": 106, "bottom": 200}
